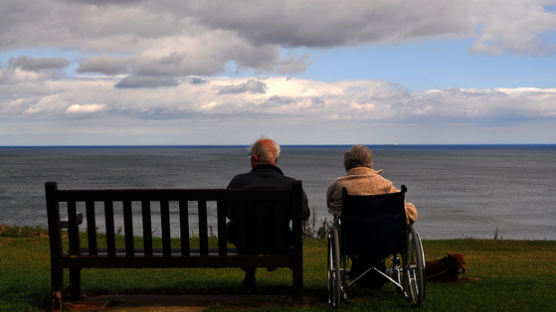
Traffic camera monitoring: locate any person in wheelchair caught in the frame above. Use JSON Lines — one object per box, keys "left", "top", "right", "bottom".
{"left": 326, "top": 145, "right": 418, "bottom": 289}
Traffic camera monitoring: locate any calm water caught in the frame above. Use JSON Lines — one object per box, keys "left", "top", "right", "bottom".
{"left": 1, "top": 145, "right": 555, "bottom": 240}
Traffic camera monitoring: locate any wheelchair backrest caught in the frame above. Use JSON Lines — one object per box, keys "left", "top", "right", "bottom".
{"left": 340, "top": 186, "right": 407, "bottom": 256}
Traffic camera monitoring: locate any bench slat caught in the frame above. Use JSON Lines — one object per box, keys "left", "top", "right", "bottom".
{"left": 69, "top": 247, "right": 238, "bottom": 254}
{"left": 123, "top": 200, "right": 134, "bottom": 256}
{"left": 61, "top": 253, "right": 293, "bottom": 268}
{"left": 104, "top": 200, "right": 116, "bottom": 256}
{"left": 52, "top": 188, "right": 292, "bottom": 202}
{"left": 142, "top": 200, "right": 153, "bottom": 256}
{"left": 86, "top": 200, "right": 97, "bottom": 256}
{"left": 161, "top": 200, "right": 171, "bottom": 256}
{"left": 217, "top": 200, "right": 227, "bottom": 256}
{"left": 237, "top": 201, "right": 247, "bottom": 254}
{"left": 67, "top": 201, "right": 80, "bottom": 256}
{"left": 255, "top": 205, "right": 265, "bottom": 251}
{"left": 272, "top": 202, "right": 281, "bottom": 252}
{"left": 179, "top": 200, "right": 190, "bottom": 256}
{"left": 198, "top": 200, "right": 209, "bottom": 256}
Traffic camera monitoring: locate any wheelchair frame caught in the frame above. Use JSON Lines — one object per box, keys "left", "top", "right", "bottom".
{"left": 327, "top": 186, "right": 426, "bottom": 308}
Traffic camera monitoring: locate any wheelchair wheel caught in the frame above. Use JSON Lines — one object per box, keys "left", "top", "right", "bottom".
{"left": 403, "top": 225, "right": 425, "bottom": 306}
{"left": 327, "top": 227, "right": 342, "bottom": 308}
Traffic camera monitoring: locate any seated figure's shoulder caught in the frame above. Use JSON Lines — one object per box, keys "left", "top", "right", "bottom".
{"left": 282, "top": 174, "right": 300, "bottom": 183}
{"left": 326, "top": 176, "right": 346, "bottom": 194}
{"left": 227, "top": 172, "right": 252, "bottom": 188}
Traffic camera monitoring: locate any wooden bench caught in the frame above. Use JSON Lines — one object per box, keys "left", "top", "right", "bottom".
{"left": 45, "top": 181, "right": 304, "bottom": 301}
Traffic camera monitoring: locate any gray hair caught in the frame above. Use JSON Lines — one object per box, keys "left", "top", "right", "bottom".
{"left": 344, "top": 145, "right": 373, "bottom": 171}
{"left": 249, "top": 136, "right": 280, "bottom": 164}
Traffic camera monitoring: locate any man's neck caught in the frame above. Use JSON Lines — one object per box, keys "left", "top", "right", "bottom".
{"left": 252, "top": 163, "right": 283, "bottom": 174}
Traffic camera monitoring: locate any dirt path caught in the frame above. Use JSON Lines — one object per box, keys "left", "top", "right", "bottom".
{"left": 64, "top": 294, "right": 319, "bottom": 311}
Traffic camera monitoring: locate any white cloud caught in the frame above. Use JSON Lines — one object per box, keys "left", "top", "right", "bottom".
{"left": 66, "top": 104, "right": 106, "bottom": 113}
{"left": 470, "top": 0, "right": 556, "bottom": 55}
{"left": 0, "top": 68, "right": 47, "bottom": 83}
{"left": 24, "top": 94, "right": 70, "bottom": 114}
{"left": 2, "top": 75, "right": 555, "bottom": 121}
{"left": 1, "top": 74, "right": 555, "bottom": 144}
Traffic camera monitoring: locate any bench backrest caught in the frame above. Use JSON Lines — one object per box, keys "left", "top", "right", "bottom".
{"left": 229, "top": 199, "right": 292, "bottom": 255}
{"left": 45, "top": 181, "right": 304, "bottom": 259}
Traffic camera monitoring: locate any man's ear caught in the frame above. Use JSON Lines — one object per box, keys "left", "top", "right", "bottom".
{"left": 250, "top": 154, "right": 258, "bottom": 168}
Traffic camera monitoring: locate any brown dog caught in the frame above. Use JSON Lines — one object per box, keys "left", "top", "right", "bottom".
{"left": 425, "top": 252, "right": 467, "bottom": 282}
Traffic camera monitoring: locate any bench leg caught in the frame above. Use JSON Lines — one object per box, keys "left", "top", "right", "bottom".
{"left": 51, "top": 265, "right": 63, "bottom": 310}
{"left": 292, "top": 266, "right": 303, "bottom": 299}
{"left": 69, "top": 268, "right": 81, "bottom": 300}
{"left": 51, "top": 265, "right": 63, "bottom": 294}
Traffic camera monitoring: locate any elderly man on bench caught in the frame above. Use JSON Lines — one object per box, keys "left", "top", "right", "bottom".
{"left": 227, "top": 137, "right": 310, "bottom": 291}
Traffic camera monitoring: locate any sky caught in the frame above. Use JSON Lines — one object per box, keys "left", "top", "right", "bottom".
{"left": 1, "top": 0, "right": 556, "bottom": 145}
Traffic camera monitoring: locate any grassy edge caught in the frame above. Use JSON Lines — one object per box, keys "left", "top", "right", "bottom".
{"left": 1, "top": 226, "right": 555, "bottom": 311}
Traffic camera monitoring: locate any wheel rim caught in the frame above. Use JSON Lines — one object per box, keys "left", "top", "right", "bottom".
{"left": 333, "top": 228, "right": 341, "bottom": 307}
{"left": 405, "top": 227, "right": 425, "bottom": 306}
{"left": 327, "top": 234, "right": 334, "bottom": 305}
{"left": 328, "top": 232, "right": 340, "bottom": 308}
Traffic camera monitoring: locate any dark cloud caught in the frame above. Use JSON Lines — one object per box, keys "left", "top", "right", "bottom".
{"left": 115, "top": 75, "right": 179, "bottom": 88}
{"left": 190, "top": 77, "right": 207, "bottom": 84}
{"left": 189, "top": 1, "right": 473, "bottom": 48}
{"left": 0, "top": 0, "right": 554, "bottom": 78}
{"left": 77, "top": 55, "right": 131, "bottom": 75}
{"left": 132, "top": 51, "right": 226, "bottom": 76}
{"left": 218, "top": 80, "right": 267, "bottom": 95}
{"left": 8, "top": 55, "right": 69, "bottom": 71}
{"left": 271, "top": 55, "right": 310, "bottom": 74}
{"left": 261, "top": 96, "right": 294, "bottom": 108}
{"left": 64, "top": 0, "right": 143, "bottom": 5}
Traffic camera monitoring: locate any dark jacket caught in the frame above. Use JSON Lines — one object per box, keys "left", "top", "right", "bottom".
{"left": 226, "top": 164, "right": 310, "bottom": 253}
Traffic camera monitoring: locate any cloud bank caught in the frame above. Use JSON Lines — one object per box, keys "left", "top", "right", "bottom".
{"left": 1, "top": 0, "right": 555, "bottom": 81}
{"left": 1, "top": 65, "right": 555, "bottom": 143}
{"left": 0, "top": 69, "right": 556, "bottom": 145}
{"left": 0, "top": 60, "right": 556, "bottom": 145}
{"left": 1, "top": 0, "right": 555, "bottom": 144}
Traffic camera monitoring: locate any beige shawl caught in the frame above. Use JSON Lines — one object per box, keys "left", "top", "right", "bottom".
{"left": 326, "top": 167, "right": 418, "bottom": 224}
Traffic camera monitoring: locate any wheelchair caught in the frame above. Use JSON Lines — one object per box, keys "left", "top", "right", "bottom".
{"left": 327, "top": 186, "right": 426, "bottom": 308}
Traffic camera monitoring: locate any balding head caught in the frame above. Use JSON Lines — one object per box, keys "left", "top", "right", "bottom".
{"left": 249, "top": 137, "right": 280, "bottom": 165}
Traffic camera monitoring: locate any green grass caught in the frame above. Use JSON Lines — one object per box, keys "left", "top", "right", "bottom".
{"left": 1, "top": 226, "right": 555, "bottom": 311}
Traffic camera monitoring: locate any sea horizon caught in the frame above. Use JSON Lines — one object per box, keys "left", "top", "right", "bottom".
{"left": 2, "top": 144, "right": 556, "bottom": 149}
{"left": 1, "top": 144, "right": 555, "bottom": 240}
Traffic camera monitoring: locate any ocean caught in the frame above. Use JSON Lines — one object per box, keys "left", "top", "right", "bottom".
{"left": 1, "top": 145, "right": 555, "bottom": 240}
